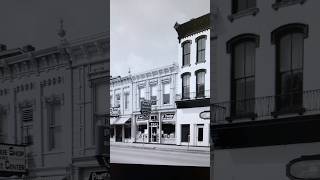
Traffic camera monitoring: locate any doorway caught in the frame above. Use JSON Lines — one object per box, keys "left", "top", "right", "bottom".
{"left": 115, "top": 125, "right": 123, "bottom": 142}
{"left": 195, "top": 124, "right": 204, "bottom": 146}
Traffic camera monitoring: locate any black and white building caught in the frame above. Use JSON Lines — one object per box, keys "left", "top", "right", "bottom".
{"left": 174, "top": 14, "right": 211, "bottom": 147}
{"left": 211, "top": 0, "right": 320, "bottom": 179}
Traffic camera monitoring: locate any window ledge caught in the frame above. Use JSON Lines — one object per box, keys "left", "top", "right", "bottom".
{"left": 272, "top": 0, "right": 306, "bottom": 10}
{"left": 228, "top": 8, "right": 260, "bottom": 22}
{"left": 226, "top": 112, "right": 258, "bottom": 122}
{"left": 181, "top": 64, "right": 191, "bottom": 68}
{"left": 195, "top": 61, "right": 206, "bottom": 65}
{"left": 271, "top": 107, "right": 306, "bottom": 117}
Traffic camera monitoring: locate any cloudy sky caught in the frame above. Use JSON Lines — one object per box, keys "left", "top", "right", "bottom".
{"left": 111, "top": 0, "right": 210, "bottom": 77}
{"left": 0, "top": 0, "right": 107, "bottom": 50}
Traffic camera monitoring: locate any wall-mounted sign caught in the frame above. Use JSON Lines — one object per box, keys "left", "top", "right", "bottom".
{"left": 162, "top": 113, "right": 175, "bottom": 120}
{"left": 199, "top": 111, "right": 210, "bottom": 120}
{"left": 110, "top": 107, "right": 120, "bottom": 117}
{"left": 137, "top": 115, "right": 146, "bottom": 120}
{"left": 287, "top": 154, "right": 320, "bottom": 180}
{"left": 89, "top": 171, "right": 109, "bottom": 180}
{"left": 150, "top": 122, "right": 159, "bottom": 127}
{"left": 140, "top": 100, "right": 151, "bottom": 119}
{"left": 0, "top": 144, "right": 26, "bottom": 174}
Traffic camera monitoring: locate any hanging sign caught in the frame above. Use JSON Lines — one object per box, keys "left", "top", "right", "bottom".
{"left": 287, "top": 154, "right": 320, "bottom": 180}
{"left": 0, "top": 144, "right": 26, "bottom": 174}
{"left": 199, "top": 111, "right": 210, "bottom": 120}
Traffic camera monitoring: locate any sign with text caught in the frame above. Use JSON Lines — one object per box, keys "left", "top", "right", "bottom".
{"left": 287, "top": 155, "right": 320, "bottom": 180}
{"left": 110, "top": 107, "right": 120, "bottom": 117}
{"left": 140, "top": 100, "right": 151, "bottom": 119}
{"left": 0, "top": 144, "right": 26, "bottom": 174}
{"left": 199, "top": 111, "right": 210, "bottom": 120}
{"left": 162, "top": 113, "right": 175, "bottom": 120}
{"left": 89, "top": 171, "right": 109, "bottom": 180}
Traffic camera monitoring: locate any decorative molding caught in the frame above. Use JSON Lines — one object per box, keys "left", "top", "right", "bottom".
{"left": 228, "top": 8, "right": 260, "bottom": 22}
{"left": 45, "top": 94, "right": 64, "bottom": 105}
{"left": 271, "top": 23, "right": 309, "bottom": 44}
{"left": 226, "top": 33, "right": 260, "bottom": 53}
{"left": 272, "top": 0, "right": 307, "bottom": 10}
{"left": 18, "top": 99, "right": 35, "bottom": 109}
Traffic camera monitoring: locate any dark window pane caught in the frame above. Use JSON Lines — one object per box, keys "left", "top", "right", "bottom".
{"left": 198, "top": 127, "right": 203, "bottom": 142}
{"left": 181, "top": 124, "right": 190, "bottom": 142}
{"left": 245, "top": 41, "right": 255, "bottom": 76}
{"left": 279, "top": 34, "right": 291, "bottom": 72}
{"left": 234, "top": 43, "right": 245, "bottom": 79}
{"left": 292, "top": 33, "right": 304, "bottom": 70}
{"left": 163, "top": 94, "right": 170, "bottom": 104}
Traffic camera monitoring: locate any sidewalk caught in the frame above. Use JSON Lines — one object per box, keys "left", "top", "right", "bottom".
{"left": 111, "top": 142, "right": 210, "bottom": 154}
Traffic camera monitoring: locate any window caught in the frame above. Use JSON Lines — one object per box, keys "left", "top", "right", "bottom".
{"left": 124, "top": 93, "right": 129, "bottom": 109}
{"left": 272, "top": 0, "right": 306, "bottom": 10}
{"left": 163, "top": 83, "right": 170, "bottom": 104}
{"left": 196, "top": 36, "right": 206, "bottom": 63}
{"left": 48, "top": 104, "right": 62, "bottom": 151}
{"left": 138, "top": 87, "right": 146, "bottom": 108}
{"left": 22, "top": 125, "right": 33, "bottom": 145}
{"left": 227, "top": 34, "right": 259, "bottom": 116}
{"left": 232, "top": 0, "right": 256, "bottom": 14}
{"left": 110, "top": 95, "right": 113, "bottom": 107}
{"left": 115, "top": 93, "right": 121, "bottom": 107}
{"left": 0, "top": 113, "right": 6, "bottom": 143}
{"left": 182, "top": 41, "right": 191, "bottom": 66}
{"left": 196, "top": 70, "right": 206, "bottom": 97}
{"left": 150, "top": 86, "right": 157, "bottom": 105}
{"left": 182, "top": 73, "right": 191, "bottom": 99}
{"left": 21, "top": 107, "right": 33, "bottom": 145}
{"left": 272, "top": 24, "right": 308, "bottom": 112}
{"left": 181, "top": 124, "right": 190, "bottom": 142}
{"left": 22, "top": 107, "right": 33, "bottom": 121}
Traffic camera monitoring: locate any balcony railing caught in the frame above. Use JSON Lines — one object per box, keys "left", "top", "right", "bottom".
{"left": 212, "top": 89, "right": 320, "bottom": 124}
{"left": 176, "top": 90, "right": 210, "bottom": 101}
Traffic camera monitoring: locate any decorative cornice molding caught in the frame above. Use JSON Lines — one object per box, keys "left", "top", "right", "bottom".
{"left": 45, "top": 94, "right": 64, "bottom": 105}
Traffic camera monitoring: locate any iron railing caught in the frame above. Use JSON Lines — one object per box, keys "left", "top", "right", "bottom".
{"left": 212, "top": 89, "right": 320, "bottom": 124}
{"left": 176, "top": 90, "right": 210, "bottom": 101}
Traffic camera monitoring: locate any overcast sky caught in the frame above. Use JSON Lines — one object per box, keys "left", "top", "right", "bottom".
{"left": 111, "top": 0, "right": 209, "bottom": 77}
{"left": 0, "top": 0, "right": 107, "bottom": 50}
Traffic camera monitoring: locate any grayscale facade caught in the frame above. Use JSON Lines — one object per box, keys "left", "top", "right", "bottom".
{"left": 0, "top": 31, "right": 109, "bottom": 179}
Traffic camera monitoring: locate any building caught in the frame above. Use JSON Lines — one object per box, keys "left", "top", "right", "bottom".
{"left": 0, "top": 30, "right": 109, "bottom": 179}
{"left": 110, "top": 75, "right": 133, "bottom": 143}
{"left": 211, "top": 0, "right": 320, "bottom": 179}
{"left": 174, "top": 13, "right": 211, "bottom": 147}
{"left": 131, "top": 64, "right": 178, "bottom": 144}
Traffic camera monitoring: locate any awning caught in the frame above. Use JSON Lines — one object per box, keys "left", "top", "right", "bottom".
{"left": 110, "top": 117, "right": 118, "bottom": 125}
{"left": 114, "top": 117, "right": 131, "bottom": 125}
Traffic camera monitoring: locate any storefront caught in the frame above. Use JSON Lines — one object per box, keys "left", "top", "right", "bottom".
{"left": 134, "top": 111, "right": 176, "bottom": 144}
{"left": 110, "top": 116, "right": 132, "bottom": 143}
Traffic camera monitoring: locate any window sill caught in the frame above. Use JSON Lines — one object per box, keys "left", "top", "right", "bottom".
{"left": 226, "top": 112, "right": 257, "bottom": 122}
{"left": 181, "top": 64, "right": 191, "bottom": 68}
{"left": 228, "top": 8, "right": 260, "bottom": 22}
{"left": 195, "top": 61, "right": 206, "bottom": 65}
{"left": 272, "top": 0, "right": 306, "bottom": 10}
{"left": 271, "top": 106, "right": 305, "bottom": 118}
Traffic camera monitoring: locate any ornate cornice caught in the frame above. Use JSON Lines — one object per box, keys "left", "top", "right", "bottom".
{"left": 45, "top": 94, "right": 64, "bottom": 105}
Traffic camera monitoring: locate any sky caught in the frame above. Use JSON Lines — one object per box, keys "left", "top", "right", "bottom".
{"left": 110, "top": 0, "right": 210, "bottom": 77}
{"left": 0, "top": 0, "right": 107, "bottom": 50}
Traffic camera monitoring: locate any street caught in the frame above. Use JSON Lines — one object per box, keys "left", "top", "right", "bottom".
{"left": 110, "top": 145, "right": 210, "bottom": 167}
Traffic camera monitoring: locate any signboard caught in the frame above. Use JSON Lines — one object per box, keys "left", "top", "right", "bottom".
{"left": 89, "top": 171, "right": 109, "bottom": 180}
{"left": 0, "top": 144, "right": 26, "bottom": 174}
{"left": 149, "top": 122, "right": 159, "bottom": 127}
{"left": 110, "top": 107, "right": 120, "bottom": 117}
{"left": 287, "top": 155, "right": 320, "bottom": 180}
{"left": 199, "top": 111, "right": 210, "bottom": 120}
{"left": 140, "top": 100, "right": 151, "bottom": 119}
{"left": 162, "top": 113, "right": 175, "bottom": 120}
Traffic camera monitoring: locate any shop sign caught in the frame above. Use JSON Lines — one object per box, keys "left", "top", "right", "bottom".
{"left": 150, "top": 122, "right": 159, "bottom": 127}
{"left": 199, "top": 111, "right": 210, "bottom": 120}
{"left": 89, "top": 171, "right": 109, "bottom": 180}
{"left": 0, "top": 144, "right": 26, "bottom": 174}
{"left": 110, "top": 107, "right": 120, "bottom": 117}
{"left": 137, "top": 115, "right": 146, "bottom": 120}
{"left": 140, "top": 100, "right": 151, "bottom": 119}
{"left": 162, "top": 113, "right": 175, "bottom": 120}
{"left": 287, "top": 155, "right": 320, "bottom": 180}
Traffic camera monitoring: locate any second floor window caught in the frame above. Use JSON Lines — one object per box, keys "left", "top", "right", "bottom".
{"left": 182, "top": 41, "right": 191, "bottom": 66}
{"left": 139, "top": 87, "right": 146, "bottom": 108}
{"left": 150, "top": 86, "right": 157, "bottom": 105}
{"left": 48, "top": 104, "right": 62, "bottom": 151}
{"left": 272, "top": 23, "right": 307, "bottom": 111}
{"left": 115, "top": 94, "right": 121, "bottom": 107}
{"left": 196, "top": 70, "right": 206, "bottom": 97}
{"left": 124, "top": 93, "right": 129, "bottom": 110}
{"left": 232, "top": 0, "right": 256, "bottom": 14}
{"left": 197, "top": 36, "right": 206, "bottom": 63}
{"left": 163, "top": 83, "right": 170, "bottom": 105}
{"left": 182, "top": 73, "right": 191, "bottom": 99}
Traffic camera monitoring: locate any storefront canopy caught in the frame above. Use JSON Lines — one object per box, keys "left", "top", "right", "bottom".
{"left": 113, "top": 117, "right": 131, "bottom": 125}
{"left": 110, "top": 117, "right": 118, "bottom": 125}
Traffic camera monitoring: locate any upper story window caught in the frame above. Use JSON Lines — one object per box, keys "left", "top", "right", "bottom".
{"left": 229, "top": 0, "right": 259, "bottom": 22}
{"left": 163, "top": 83, "right": 170, "bottom": 105}
{"left": 181, "top": 72, "right": 191, "bottom": 99}
{"left": 115, "top": 93, "right": 121, "bottom": 107}
{"left": 272, "top": 0, "right": 307, "bottom": 10}
{"left": 271, "top": 23, "right": 308, "bottom": 112}
{"left": 232, "top": 0, "right": 256, "bottom": 14}
{"left": 196, "top": 36, "right": 206, "bottom": 63}
{"left": 196, "top": 70, "right": 206, "bottom": 98}
{"left": 138, "top": 87, "right": 146, "bottom": 108}
{"left": 124, "top": 92, "right": 129, "bottom": 110}
{"left": 48, "top": 103, "right": 62, "bottom": 151}
{"left": 227, "top": 34, "right": 259, "bottom": 117}
{"left": 150, "top": 85, "right": 157, "bottom": 105}
{"left": 182, "top": 41, "right": 191, "bottom": 67}
{"left": 110, "top": 95, "right": 113, "bottom": 107}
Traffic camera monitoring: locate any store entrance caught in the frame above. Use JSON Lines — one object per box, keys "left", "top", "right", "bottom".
{"left": 149, "top": 122, "right": 159, "bottom": 143}
{"left": 195, "top": 124, "right": 204, "bottom": 146}
{"left": 115, "top": 125, "right": 123, "bottom": 142}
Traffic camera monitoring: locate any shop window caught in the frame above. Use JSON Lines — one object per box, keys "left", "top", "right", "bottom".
{"left": 124, "top": 125, "right": 131, "bottom": 139}
{"left": 162, "top": 124, "right": 175, "bottom": 138}
{"left": 181, "top": 124, "right": 190, "bottom": 143}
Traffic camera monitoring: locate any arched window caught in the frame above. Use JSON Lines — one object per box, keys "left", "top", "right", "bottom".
{"left": 196, "top": 36, "right": 207, "bottom": 63}
{"left": 182, "top": 41, "right": 191, "bottom": 66}
{"left": 181, "top": 72, "right": 191, "bottom": 99}
{"left": 227, "top": 34, "right": 259, "bottom": 116}
{"left": 232, "top": 0, "right": 256, "bottom": 14}
{"left": 195, "top": 69, "right": 206, "bottom": 97}
{"left": 271, "top": 23, "right": 308, "bottom": 112}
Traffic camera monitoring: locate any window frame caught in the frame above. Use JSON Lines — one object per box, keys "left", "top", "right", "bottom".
{"left": 181, "top": 72, "right": 191, "bottom": 99}
{"left": 181, "top": 40, "right": 191, "bottom": 67}
{"left": 272, "top": 0, "right": 307, "bottom": 10}
{"left": 195, "top": 69, "right": 207, "bottom": 98}
{"left": 196, "top": 36, "right": 207, "bottom": 64}
{"left": 228, "top": 0, "right": 259, "bottom": 22}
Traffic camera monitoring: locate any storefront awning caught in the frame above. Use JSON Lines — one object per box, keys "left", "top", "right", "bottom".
{"left": 110, "top": 117, "right": 118, "bottom": 125}
{"left": 114, "top": 117, "right": 131, "bottom": 125}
